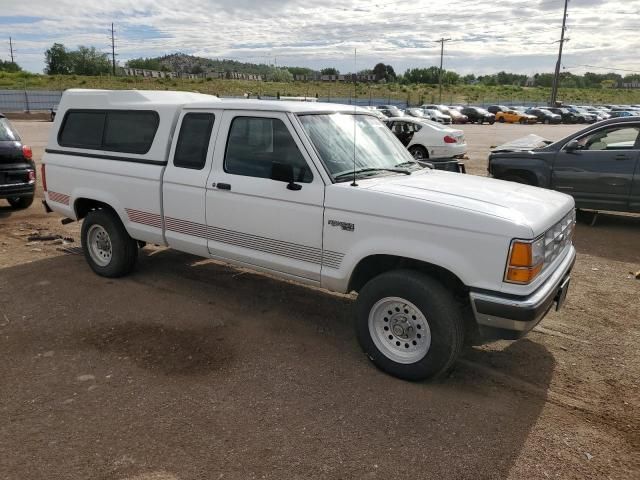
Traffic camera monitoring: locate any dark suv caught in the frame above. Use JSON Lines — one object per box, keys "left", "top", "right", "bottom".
{"left": 489, "top": 117, "right": 640, "bottom": 213}
{"left": 460, "top": 107, "right": 495, "bottom": 124}
{"left": 0, "top": 114, "right": 36, "bottom": 209}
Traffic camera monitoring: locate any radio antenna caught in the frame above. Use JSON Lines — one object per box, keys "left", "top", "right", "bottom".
{"left": 351, "top": 48, "right": 358, "bottom": 187}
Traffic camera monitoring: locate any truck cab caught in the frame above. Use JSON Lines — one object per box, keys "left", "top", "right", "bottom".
{"left": 43, "top": 89, "right": 577, "bottom": 381}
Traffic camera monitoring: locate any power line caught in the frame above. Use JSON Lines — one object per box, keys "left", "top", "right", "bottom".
{"left": 550, "top": 0, "right": 569, "bottom": 106}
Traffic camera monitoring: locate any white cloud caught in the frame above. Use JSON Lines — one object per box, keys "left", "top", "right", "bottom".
{"left": 0, "top": 0, "right": 638, "bottom": 76}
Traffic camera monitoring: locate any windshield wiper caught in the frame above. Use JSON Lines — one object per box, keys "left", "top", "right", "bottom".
{"left": 394, "top": 161, "right": 419, "bottom": 168}
{"left": 334, "top": 167, "right": 411, "bottom": 181}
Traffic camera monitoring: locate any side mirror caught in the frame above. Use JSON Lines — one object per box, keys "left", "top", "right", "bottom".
{"left": 564, "top": 139, "right": 582, "bottom": 152}
{"left": 271, "top": 162, "right": 302, "bottom": 190}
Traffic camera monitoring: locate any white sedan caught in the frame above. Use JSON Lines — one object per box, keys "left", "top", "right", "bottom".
{"left": 384, "top": 117, "right": 467, "bottom": 161}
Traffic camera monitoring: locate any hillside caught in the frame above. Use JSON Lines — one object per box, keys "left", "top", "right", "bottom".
{"left": 153, "top": 53, "right": 279, "bottom": 76}
{"left": 2, "top": 71, "right": 640, "bottom": 106}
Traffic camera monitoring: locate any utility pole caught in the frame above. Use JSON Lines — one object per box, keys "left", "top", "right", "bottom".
{"left": 110, "top": 23, "right": 116, "bottom": 76}
{"left": 9, "top": 37, "right": 14, "bottom": 63}
{"left": 550, "top": 0, "right": 569, "bottom": 106}
{"left": 436, "top": 37, "right": 452, "bottom": 104}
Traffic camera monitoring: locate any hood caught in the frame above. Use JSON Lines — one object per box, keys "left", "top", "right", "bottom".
{"left": 357, "top": 170, "right": 573, "bottom": 236}
{"left": 491, "top": 134, "right": 552, "bottom": 152}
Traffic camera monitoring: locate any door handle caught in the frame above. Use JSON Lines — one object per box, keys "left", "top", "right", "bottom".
{"left": 214, "top": 182, "right": 231, "bottom": 190}
{"left": 615, "top": 155, "right": 630, "bottom": 161}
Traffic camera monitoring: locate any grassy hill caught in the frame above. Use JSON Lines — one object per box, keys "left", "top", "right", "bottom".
{"left": 2, "top": 71, "right": 640, "bottom": 106}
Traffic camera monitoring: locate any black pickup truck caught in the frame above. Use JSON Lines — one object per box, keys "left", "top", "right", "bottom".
{"left": 0, "top": 113, "right": 36, "bottom": 209}
{"left": 489, "top": 117, "right": 640, "bottom": 213}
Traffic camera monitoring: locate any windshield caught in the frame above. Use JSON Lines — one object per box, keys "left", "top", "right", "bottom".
{"left": 0, "top": 118, "right": 20, "bottom": 141}
{"left": 298, "top": 113, "right": 418, "bottom": 180}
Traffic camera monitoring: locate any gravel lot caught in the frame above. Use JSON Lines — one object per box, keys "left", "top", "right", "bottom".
{"left": 1, "top": 120, "right": 638, "bottom": 480}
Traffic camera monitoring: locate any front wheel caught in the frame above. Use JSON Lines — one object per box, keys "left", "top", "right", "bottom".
{"left": 7, "top": 195, "right": 34, "bottom": 209}
{"left": 355, "top": 270, "right": 464, "bottom": 381}
{"left": 81, "top": 209, "right": 138, "bottom": 277}
{"left": 498, "top": 117, "right": 505, "bottom": 123}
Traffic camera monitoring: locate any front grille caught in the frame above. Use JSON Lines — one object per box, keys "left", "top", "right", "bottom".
{"left": 544, "top": 210, "right": 575, "bottom": 265}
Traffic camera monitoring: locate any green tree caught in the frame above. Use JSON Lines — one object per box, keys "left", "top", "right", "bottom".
{"left": 126, "top": 57, "right": 167, "bottom": 71}
{"left": 0, "top": 60, "right": 22, "bottom": 72}
{"left": 45, "top": 43, "right": 72, "bottom": 74}
{"left": 70, "top": 46, "right": 111, "bottom": 75}
{"left": 266, "top": 67, "right": 293, "bottom": 82}
{"left": 191, "top": 64, "right": 204, "bottom": 74}
{"left": 320, "top": 67, "right": 339, "bottom": 76}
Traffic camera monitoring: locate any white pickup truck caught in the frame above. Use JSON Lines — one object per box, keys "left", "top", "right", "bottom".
{"left": 42, "top": 89, "right": 576, "bottom": 380}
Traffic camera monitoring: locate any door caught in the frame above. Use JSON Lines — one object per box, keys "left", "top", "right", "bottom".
{"left": 205, "top": 111, "right": 325, "bottom": 282}
{"left": 162, "top": 110, "right": 220, "bottom": 257}
{"left": 552, "top": 123, "right": 640, "bottom": 211}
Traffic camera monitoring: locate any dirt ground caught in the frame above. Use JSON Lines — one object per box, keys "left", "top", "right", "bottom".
{"left": 0, "top": 121, "right": 638, "bottom": 480}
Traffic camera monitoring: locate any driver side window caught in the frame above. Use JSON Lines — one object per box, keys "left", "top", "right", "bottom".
{"left": 577, "top": 126, "right": 640, "bottom": 151}
{"left": 224, "top": 116, "right": 313, "bottom": 183}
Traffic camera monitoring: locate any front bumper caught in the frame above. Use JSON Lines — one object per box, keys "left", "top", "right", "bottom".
{"left": 469, "top": 246, "right": 576, "bottom": 340}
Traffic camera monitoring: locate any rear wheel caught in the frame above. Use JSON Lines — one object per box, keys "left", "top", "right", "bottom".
{"left": 498, "top": 117, "right": 505, "bottom": 123}
{"left": 408, "top": 145, "right": 428, "bottom": 161}
{"left": 519, "top": 118, "right": 526, "bottom": 125}
{"left": 7, "top": 195, "right": 34, "bottom": 209}
{"left": 355, "top": 270, "right": 464, "bottom": 381}
{"left": 81, "top": 209, "right": 138, "bottom": 277}
{"left": 488, "top": 119, "right": 495, "bottom": 125}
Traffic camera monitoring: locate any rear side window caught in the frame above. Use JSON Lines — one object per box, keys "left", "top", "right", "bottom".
{"left": 58, "top": 111, "right": 105, "bottom": 148}
{"left": 0, "top": 118, "right": 20, "bottom": 141}
{"left": 174, "top": 113, "right": 215, "bottom": 169}
{"left": 58, "top": 110, "right": 159, "bottom": 154}
{"left": 103, "top": 111, "right": 159, "bottom": 154}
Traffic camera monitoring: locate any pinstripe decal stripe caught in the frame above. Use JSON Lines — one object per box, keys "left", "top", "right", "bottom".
{"left": 48, "top": 191, "right": 70, "bottom": 206}
{"left": 125, "top": 208, "right": 345, "bottom": 269}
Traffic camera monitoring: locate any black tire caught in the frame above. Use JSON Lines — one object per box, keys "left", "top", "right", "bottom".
{"left": 7, "top": 195, "right": 34, "bottom": 209}
{"left": 354, "top": 270, "right": 464, "bottom": 381}
{"left": 544, "top": 118, "right": 550, "bottom": 124}
{"left": 519, "top": 118, "right": 526, "bottom": 125}
{"left": 498, "top": 116, "right": 505, "bottom": 123}
{"left": 81, "top": 209, "right": 138, "bottom": 278}
{"left": 488, "top": 119, "right": 495, "bottom": 125}
{"left": 408, "top": 145, "right": 428, "bottom": 160}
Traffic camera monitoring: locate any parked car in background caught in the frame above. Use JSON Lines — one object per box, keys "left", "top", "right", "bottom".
{"left": 495, "top": 109, "right": 537, "bottom": 124}
{"left": 609, "top": 110, "right": 637, "bottom": 118}
{"left": 566, "top": 106, "right": 597, "bottom": 123}
{"left": 445, "top": 107, "right": 468, "bottom": 124}
{"left": 384, "top": 117, "right": 467, "bottom": 169}
{"left": 420, "top": 108, "right": 452, "bottom": 125}
{"left": 375, "top": 105, "right": 404, "bottom": 118}
{"left": 405, "top": 107, "right": 427, "bottom": 119}
{"left": 582, "top": 106, "right": 609, "bottom": 121}
{"left": 525, "top": 108, "right": 562, "bottom": 124}
{"left": 0, "top": 113, "right": 35, "bottom": 209}
{"left": 489, "top": 117, "right": 640, "bottom": 213}
{"left": 546, "top": 107, "right": 579, "bottom": 124}
{"left": 460, "top": 106, "right": 495, "bottom": 124}
{"left": 363, "top": 106, "right": 387, "bottom": 120}
{"left": 487, "top": 105, "right": 509, "bottom": 115}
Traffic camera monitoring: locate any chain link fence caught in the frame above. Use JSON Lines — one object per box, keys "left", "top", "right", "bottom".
{"left": 0, "top": 90, "right": 63, "bottom": 112}
{"left": 0, "top": 88, "right": 554, "bottom": 113}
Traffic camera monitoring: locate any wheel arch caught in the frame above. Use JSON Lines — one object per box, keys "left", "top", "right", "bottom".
{"left": 348, "top": 254, "right": 467, "bottom": 297}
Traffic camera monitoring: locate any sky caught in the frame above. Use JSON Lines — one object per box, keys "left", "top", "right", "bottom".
{"left": 0, "top": 0, "right": 639, "bottom": 76}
